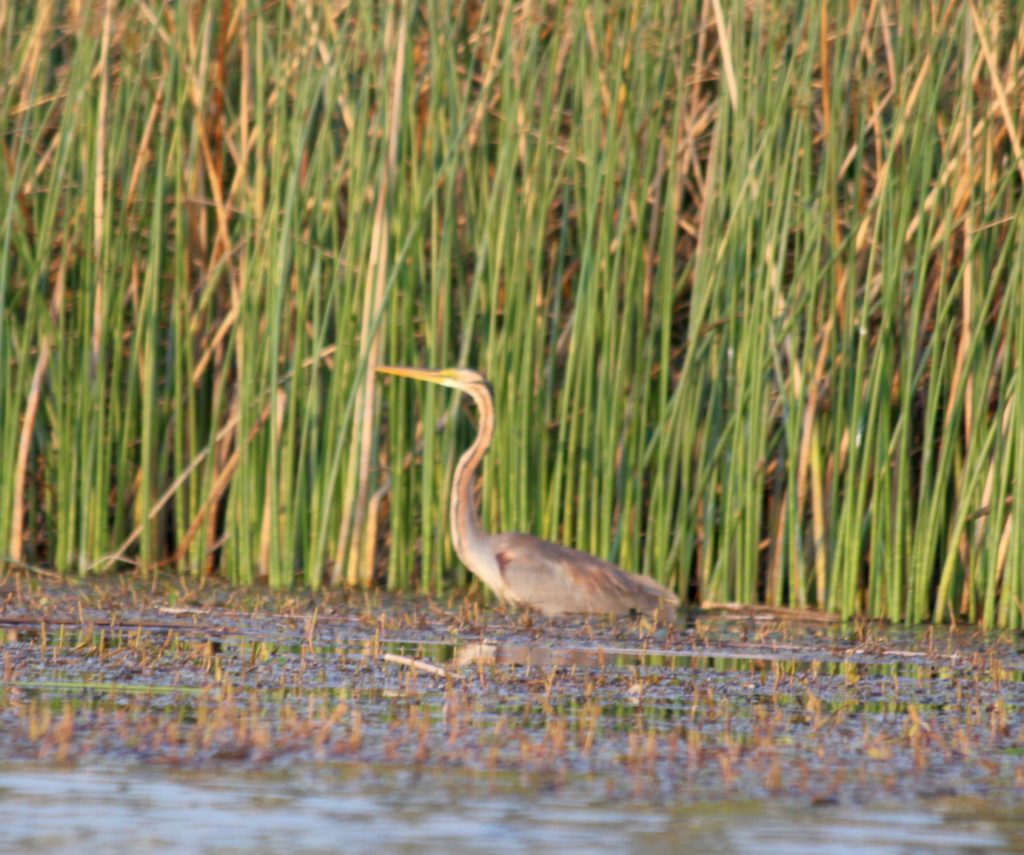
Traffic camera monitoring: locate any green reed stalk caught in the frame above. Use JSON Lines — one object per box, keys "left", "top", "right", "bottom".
{"left": 2, "top": 0, "right": 1022, "bottom": 626}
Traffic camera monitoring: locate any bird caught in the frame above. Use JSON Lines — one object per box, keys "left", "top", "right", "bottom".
{"left": 376, "top": 366, "right": 679, "bottom": 617}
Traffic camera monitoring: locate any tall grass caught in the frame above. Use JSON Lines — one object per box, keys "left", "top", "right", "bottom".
{"left": 1, "top": 1, "right": 1021, "bottom": 626}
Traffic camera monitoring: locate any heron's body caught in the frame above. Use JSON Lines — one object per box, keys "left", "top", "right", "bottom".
{"left": 378, "top": 366, "right": 678, "bottom": 617}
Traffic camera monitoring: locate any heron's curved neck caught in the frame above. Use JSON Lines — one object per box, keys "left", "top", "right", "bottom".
{"left": 450, "top": 384, "right": 494, "bottom": 573}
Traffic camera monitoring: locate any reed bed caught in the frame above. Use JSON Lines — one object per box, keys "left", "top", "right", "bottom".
{"left": 1, "top": 1, "right": 1021, "bottom": 625}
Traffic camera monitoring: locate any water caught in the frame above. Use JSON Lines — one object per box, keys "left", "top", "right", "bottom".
{"left": 0, "top": 765, "right": 1019, "bottom": 854}
{"left": 2, "top": 581, "right": 1024, "bottom": 851}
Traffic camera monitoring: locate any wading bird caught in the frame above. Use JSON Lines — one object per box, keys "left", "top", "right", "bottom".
{"left": 377, "top": 366, "right": 679, "bottom": 617}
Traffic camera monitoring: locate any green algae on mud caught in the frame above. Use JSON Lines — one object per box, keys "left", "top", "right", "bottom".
{"left": 1, "top": 573, "right": 1024, "bottom": 807}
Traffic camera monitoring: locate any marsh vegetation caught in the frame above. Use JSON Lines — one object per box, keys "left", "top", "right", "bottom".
{"left": 1, "top": 1, "right": 1022, "bottom": 626}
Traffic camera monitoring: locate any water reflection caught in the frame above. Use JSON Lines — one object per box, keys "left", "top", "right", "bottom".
{"left": 4, "top": 612, "right": 1024, "bottom": 813}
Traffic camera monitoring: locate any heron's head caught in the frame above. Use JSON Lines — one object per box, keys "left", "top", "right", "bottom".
{"left": 376, "top": 365, "right": 490, "bottom": 393}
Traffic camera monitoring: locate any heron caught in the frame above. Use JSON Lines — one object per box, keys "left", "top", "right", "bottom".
{"left": 377, "top": 366, "right": 679, "bottom": 617}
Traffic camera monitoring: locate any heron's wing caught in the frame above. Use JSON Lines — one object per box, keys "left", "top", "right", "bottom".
{"left": 488, "top": 532, "right": 678, "bottom": 616}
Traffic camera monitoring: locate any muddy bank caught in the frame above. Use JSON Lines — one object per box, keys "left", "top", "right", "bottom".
{"left": 2, "top": 572, "right": 1023, "bottom": 808}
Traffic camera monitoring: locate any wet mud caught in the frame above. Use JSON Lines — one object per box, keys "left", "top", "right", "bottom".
{"left": 2, "top": 572, "right": 1024, "bottom": 809}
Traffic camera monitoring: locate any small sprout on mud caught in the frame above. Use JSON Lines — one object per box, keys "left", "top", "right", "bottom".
{"left": 990, "top": 699, "right": 1009, "bottom": 741}
{"left": 906, "top": 704, "right": 931, "bottom": 739}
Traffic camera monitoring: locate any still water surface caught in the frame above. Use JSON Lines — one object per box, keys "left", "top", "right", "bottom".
{"left": 0, "top": 764, "right": 1018, "bottom": 854}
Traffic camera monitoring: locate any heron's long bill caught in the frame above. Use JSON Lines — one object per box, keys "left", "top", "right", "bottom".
{"left": 375, "top": 365, "right": 448, "bottom": 383}
{"left": 376, "top": 365, "right": 477, "bottom": 391}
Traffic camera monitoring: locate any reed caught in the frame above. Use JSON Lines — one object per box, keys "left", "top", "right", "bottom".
{"left": 1, "top": 1, "right": 1021, "bottom": 626}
